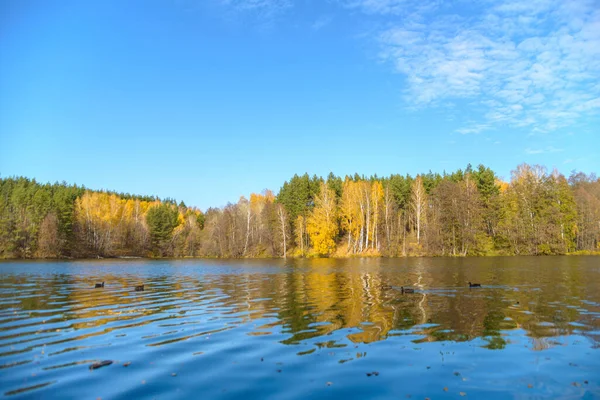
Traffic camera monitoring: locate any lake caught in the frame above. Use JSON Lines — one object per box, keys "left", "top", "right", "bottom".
{"left": 0, "top": 257, "right": 599, "bottom": 399}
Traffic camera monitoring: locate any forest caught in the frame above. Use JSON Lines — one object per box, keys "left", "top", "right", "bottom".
{"left": 1, "top": 163, "right": 599, "bottom": 259}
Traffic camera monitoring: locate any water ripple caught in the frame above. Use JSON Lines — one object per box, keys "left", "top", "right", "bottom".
{"left": 0, "top": 258, "right": 599, "bottom": 398}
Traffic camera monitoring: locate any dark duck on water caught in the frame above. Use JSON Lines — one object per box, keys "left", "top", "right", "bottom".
{"left": 468, "top": 282, "right": 481, "bottom": 288}
{"left": 94, "top": 282, "right": 104, "bottom": 288}
{"left": 401, "top": 287, "right": 415, "bottom": 294}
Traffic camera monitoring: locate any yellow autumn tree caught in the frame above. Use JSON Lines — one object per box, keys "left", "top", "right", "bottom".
{"left": 74, "top": 191, "right": 160, "bottom": 256}
{"left": 173, "top": 208, "right": 203, "bottom": 257}
{"left": 340, "top": 179, "right": 362, "bottom": 254}
{"left": 370, "top": 181, "right": 384, "bottom": 251}
{"left": 295, "top": 215, "right": 306, "bottom": 256}
{"left": 248, "top": 190, "right": 274, "bottom": 253}
{"left": 75, "top": 192, "right": 123, "bottom": 255}
{"left": 307, "top": 181, "right": 338, "bottom": 255}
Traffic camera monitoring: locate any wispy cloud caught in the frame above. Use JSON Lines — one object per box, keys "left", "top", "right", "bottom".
{"left": 219, "top": 0, "right": 292, "bottom": 19}
{"left": 362, "top": 0, "right": 600, "bottom": 132}
{"left": 312, "top": 15, "right": 333, "bottom": 31}
{"left": 525, "top": 146, "right": 564, "bottom": 154}
{"left": 343, "top": 0, "right": 440, "bottom": 16}
{"left": 455, "top": 123, "right": 491, "bottom": 135}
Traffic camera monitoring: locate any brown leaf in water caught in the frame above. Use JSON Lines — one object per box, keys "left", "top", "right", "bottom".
{"left": 89, "top": 360, "right": 113, "bottom": 370}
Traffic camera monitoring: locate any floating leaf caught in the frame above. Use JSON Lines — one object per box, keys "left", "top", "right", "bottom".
{"left": 89, "top": 360, "right": 113, "bottom": 370}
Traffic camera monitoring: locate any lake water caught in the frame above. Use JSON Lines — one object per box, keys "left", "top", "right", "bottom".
{"left": 0, "top": 257, "right": 599, "bottom": 399}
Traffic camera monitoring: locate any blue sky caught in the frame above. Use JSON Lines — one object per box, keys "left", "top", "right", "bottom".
{"left": 1, "top": 0, "right": 599, "bottom": 209}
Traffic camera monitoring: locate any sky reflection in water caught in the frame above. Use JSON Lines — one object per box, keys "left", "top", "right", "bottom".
{"left": 0, "top": 257, "right": 599, "bottom": 399}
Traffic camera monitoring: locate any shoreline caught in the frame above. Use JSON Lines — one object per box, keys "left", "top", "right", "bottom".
{"left": 2, "top": 252, "right": 600, "bottom": 261}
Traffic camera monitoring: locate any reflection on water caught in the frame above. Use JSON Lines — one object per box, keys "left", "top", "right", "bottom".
{"left": 0, "top": 257, "right": 599, "bottom": 399}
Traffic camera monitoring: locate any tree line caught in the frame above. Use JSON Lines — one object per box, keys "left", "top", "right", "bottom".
{"left": 1, "top": 163, "right": 599, "bottom": 258}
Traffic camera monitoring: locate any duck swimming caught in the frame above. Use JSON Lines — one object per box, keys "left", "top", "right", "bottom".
{"left": 401, "top": 287, "right": 415, "bottom": 294}
{"left": 468, "top": 282, "right": 481, "bottom": 288}
{"left": 135, "top": 284, "right": 144, "bottom": 292}
{"left": 94, "top": 282, "right": 104, "bottom": 288}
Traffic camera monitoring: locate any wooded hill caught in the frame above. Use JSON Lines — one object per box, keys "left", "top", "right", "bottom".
{"left": 1, "top": 163, "right": 599, "bottom": 258}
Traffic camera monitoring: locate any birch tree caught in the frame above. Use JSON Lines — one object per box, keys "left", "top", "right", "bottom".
{"left": 411, "top": 176, "right": 427, "bottom": 244}
{"left": 307, "top": 181, "right": 338, "bottom": 255}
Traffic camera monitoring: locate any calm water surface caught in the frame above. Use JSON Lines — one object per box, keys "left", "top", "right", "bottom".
{"left": 0, "top": 257, "right": 599, "bottom": 399}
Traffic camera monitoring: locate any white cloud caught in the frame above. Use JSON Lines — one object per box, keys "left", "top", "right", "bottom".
{"left": 343, "top": 0, "right": 412, "bottom": 15}
{"left": 368, "top": 0, "right": 600, "bottom": 132}
{"left": 312, "top": 15, "right": 333, "bottom": 31}
{"left": 525, "top": 146, "right": 564, "bottom": 154}
{"left": 342, "top": 0, "right": 442, "bottom": 16}
{"left": 455, "top": 123, "right": 490, "bottom": 135}
{"left": 219, "top": 0, "right": 292, "bottom": 18}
